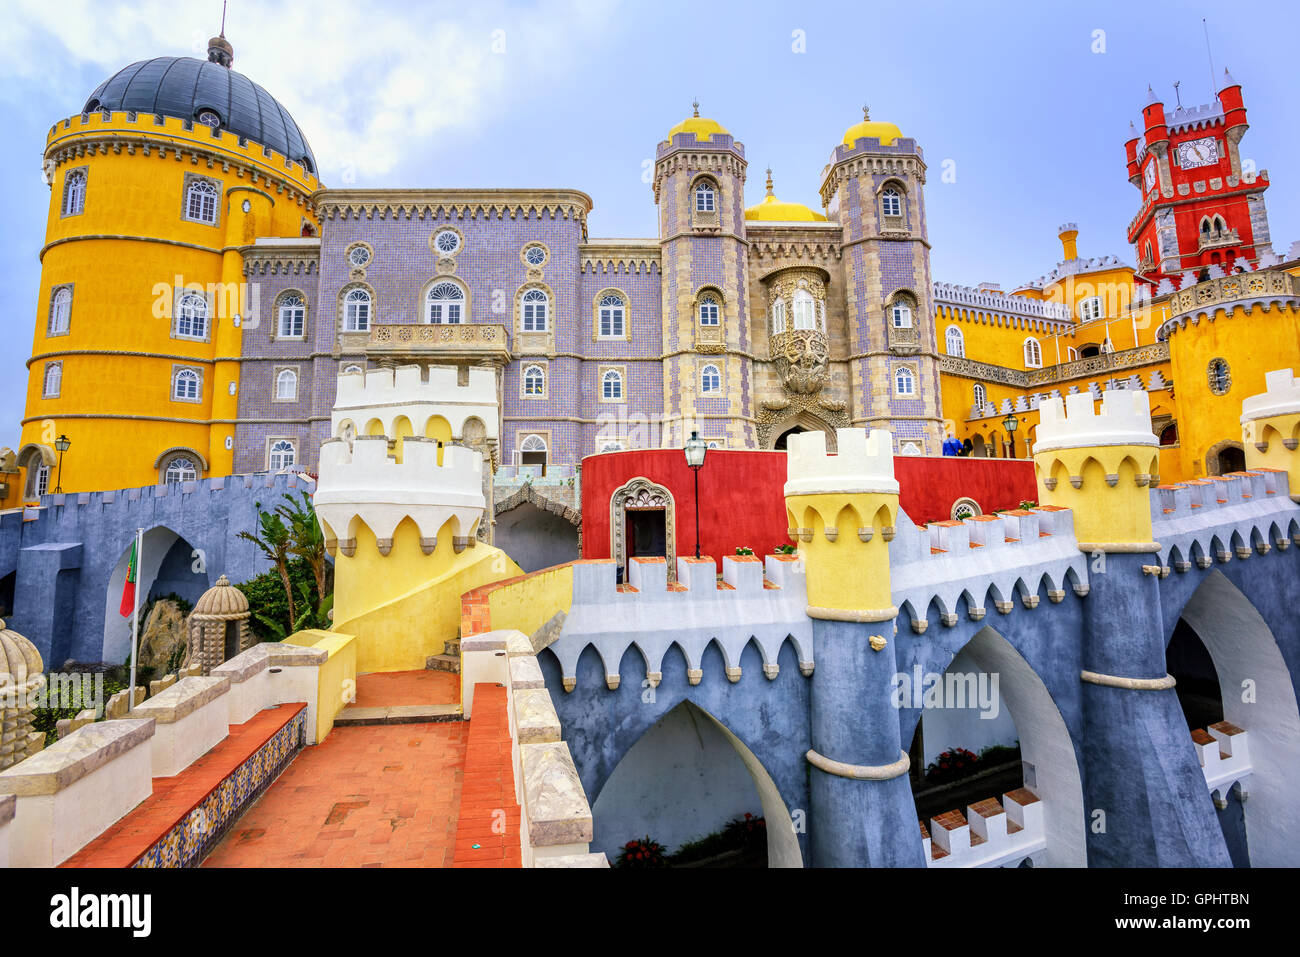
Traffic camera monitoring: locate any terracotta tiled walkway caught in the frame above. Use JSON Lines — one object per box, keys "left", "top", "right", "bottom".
{"left": 203, "top": 720, "right": 468, "bottom": 868}
{"left": 352, "top": 669, "right": 459, "bottom": 707}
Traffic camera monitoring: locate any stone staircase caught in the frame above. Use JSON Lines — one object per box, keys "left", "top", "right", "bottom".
{"left": 426, "top": 636, "right": 461, "bottom": 674}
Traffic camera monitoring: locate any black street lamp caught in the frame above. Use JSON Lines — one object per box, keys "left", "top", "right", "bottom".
{"left": 53, "top": 434, "right": 71, "bottom": 493}
{"left": 1001, "top": 413, "right": 1020, "bottom": 459}
{"left": 684, "top": 430, "right": 708, "bottom": 559}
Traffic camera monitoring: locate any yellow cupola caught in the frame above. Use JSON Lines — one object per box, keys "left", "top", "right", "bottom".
{"left": 668, "top": 100, "right": 729, "bottom": 142}
{"left": 842, "top": 105, "right": 903, "bottom": 148}
{"left": 745, "top": 169, "right": 829, "bottom": 222}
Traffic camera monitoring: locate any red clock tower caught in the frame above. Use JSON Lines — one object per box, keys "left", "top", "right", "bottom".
{"left": 1124, "top": 70, "right": 1272, "bottom": 283}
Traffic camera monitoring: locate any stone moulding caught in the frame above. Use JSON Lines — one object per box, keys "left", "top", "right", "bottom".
{"left": 1080, "top": 670, "right": 1177, "bottom": 691}
{"left": 805, "top": 748, "right": 910, "bottom": 781}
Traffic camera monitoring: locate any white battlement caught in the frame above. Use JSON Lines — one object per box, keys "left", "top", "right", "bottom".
{"left": 332, "top": 363, "right": 499, "bottom": 443}
{"left": 314, "top": 436, "right": 485, "bottom": 546}
{"left": 784, "top": 428, "right": 899, "bottom": 497}
{"left": 1034, "top": 389, "right": 1157, "bottom": 454}
{"left": 1241, "top": 368, "right": 1300, "bottom": 423}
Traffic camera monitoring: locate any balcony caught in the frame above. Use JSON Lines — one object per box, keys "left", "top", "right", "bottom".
{"left": 343, "top": 322, "right": 512, "bottom": 364}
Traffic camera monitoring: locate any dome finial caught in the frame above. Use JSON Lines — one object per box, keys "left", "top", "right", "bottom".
{"left": 692, "top": 98, "right": 699, "bottom": 118}
{"left": 765, "top": 167, "right": 773, "bottom": 196}
{"left": 208, "top": 0, "right": 234, "bottom": 68}
{"left": 863, "top": 104, "right": 870, "bottom": 121}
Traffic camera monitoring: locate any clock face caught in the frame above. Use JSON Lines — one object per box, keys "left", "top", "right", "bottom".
{"left": 1178, "top": 137, "right": 1220, "bottom": 169}
{"left": 1144, "top": 161, "right": 1157, "bottom": 190}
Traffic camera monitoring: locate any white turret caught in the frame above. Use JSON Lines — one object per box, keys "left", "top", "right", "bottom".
{"left": 1034, "top": 390, "right": 1157, "bottom": 455}
{"left": 784, "top": 428, "right": 899, "bottom": 497}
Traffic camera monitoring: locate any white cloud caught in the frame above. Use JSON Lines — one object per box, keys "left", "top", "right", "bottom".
{"left": 0, "top": 0, "right": 623, "bottom": 180}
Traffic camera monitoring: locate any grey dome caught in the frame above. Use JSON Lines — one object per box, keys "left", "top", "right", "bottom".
{"left": 83, "top": 57, "right": 316, "bottom": 175}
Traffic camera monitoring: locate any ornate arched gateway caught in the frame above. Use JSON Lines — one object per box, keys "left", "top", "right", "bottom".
{"left": 610, "top": 477, "right": 676, "bottom": 578}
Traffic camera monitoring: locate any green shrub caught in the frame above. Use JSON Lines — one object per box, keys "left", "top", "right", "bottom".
{"left": 236, "top": 558, "right": 322, "bottom": 641}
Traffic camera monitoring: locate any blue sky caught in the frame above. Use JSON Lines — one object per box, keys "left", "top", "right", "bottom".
{"left": 2, "top": 0, "right": 1297, "bottom": 441}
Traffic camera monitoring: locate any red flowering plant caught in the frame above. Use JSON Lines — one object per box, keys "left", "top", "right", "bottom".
{"left": 924, "top": 747, "right": 980, "bottom": 785}
{"left": 735, "top": 546, "right": 755, "bottom": 556}
{"left": 615, "top": 836, "right": 667, "bottom": 868}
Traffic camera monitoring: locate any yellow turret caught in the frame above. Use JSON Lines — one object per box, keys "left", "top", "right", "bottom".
{"left": 1032, "top": 389, "right": 1161, "bottom": 551}
{"left": 783, "top": 428, "right": 899, "bottom": 621}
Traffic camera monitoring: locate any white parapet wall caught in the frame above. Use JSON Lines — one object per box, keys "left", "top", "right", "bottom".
{"left": 784, "top": 427, "right": 899, "bottom": 497}
{"left": 210, "top": 646, "right": 273, "bottom": 726}
{"left": 1034, "top": 389, "right": 1158, "bottom": 453}
{"left": 0, "top": 718, "right": 155, "bottom": 867}
{"left": 130, "top": 676, "right": 231, "bottom": 778}
{"left": 261, "top": 644, "right": 329, "bottom": 745}
{"left": 924, "top": 788, "right": 1047, "bottom": 869}
{"left": 332, "top": 364, "right": 500, "bottom": 443}
{"left": 1241, "top": 368, "right": 1300, "bottom": 423}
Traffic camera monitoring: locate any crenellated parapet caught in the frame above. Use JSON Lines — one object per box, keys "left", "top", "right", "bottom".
{"left": 1152, "top": 469, "right": 1299, "bottom": 571}
{"left": 314, "top": 437, "right": 484, "bottom": 556}
{"left": 1242, "top": 368, "right": 1300, "bottom": 502}
{"left": 331, "top": 364, "right": 499, "bottom": 445}
{"left": 784, "top": 428, "right": 899, "bottom": 621}
{"left": 1033, "top": 390, "right": 1160, "bottom": 551}
{"left": 547, "top": 555, "right": 812, "bottom": 693}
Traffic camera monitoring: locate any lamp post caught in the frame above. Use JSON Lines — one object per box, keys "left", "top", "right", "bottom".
{"left": 53, "top": 434, "right": 70, "bottom": 493}
{"left": 1001, "top": 413, "right": 1019, "bottom": 459}
{"left": 684, "top": 430, "right": 708, "bottom": 559}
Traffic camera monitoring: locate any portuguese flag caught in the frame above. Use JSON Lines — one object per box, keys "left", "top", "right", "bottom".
{"left": 119, "top": 539, "right": 138, "bottom": 618}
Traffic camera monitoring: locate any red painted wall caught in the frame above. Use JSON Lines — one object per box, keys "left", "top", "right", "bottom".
{"left": 580, "top": 449, "right": 1037, "bottom": 570}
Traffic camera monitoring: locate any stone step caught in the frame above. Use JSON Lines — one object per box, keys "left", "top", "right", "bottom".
{"left": 334, "top": 703, "right": 462, "bottom": 726}
{"left": 443, "top": 637, "right": 461, "bottom": 656}
{"left": 426, "top": 653, "right": 460, "bottom": 674}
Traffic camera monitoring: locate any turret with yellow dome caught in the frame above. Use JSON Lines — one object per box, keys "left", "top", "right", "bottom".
{"left": 15, "top": 31, "right": 320, "bottom": 498}
{"left": 745, "top": 169, "right": 828, "bottom": 223}
{"left": 841, "top": 106, "right": 904, "bottom": 148}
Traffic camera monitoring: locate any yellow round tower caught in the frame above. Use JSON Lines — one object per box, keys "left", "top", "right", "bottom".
{"left": 17, "top": 35, "right": 320, "bottom": 497}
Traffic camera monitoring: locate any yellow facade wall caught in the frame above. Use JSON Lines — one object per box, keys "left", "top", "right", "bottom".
{"left": 483, "top": 562, "right": 575, "bottom": 637}
{"left": 285, "top": 629, "right": 357, "bottom": 744}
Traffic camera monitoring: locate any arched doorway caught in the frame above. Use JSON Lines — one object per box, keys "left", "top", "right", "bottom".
{"left": 610, "top": 477, "right": 675, "bottom": 582}
{"left": 774, "top": 426, "right": 807, "bottom": 450}
{"left": 1209, "top": 442, "right": 1246, "bottom": 475}
{"left": 1170, "top": 569, "right": 1300, "bottom": 866}
{"left": 905, "top": 626, "right": 1087, "bottom": 867}
{"left": 102, "top": 526, "right": 209, "bottom": 664}
{"left": 592, "top": 698, "right": 802, "bottom": 867}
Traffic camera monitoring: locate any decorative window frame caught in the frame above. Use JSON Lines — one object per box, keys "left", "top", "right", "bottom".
{"left": 516, "top": 431, "right": 552, "bottom": 468}
{"left": 342, "top": 363, "right": 364, "bottom": 375}
{"left": 172, "top": 287, "right": 213, "bottom": 342}
{"left": 886, "top": 289, "right": 921, "bottom": 354}
{"left": 170, "top": 364, "right": 204, "bottom": 403}
{"left": 1207, "top": 358, "right": 1232, "bottom": 395}
{"left": 689, "top": 173, "right": 722, "bottom": 231}
{"left": 47, "top": 284, "right": 73, "bottom": 338}
{"left": 273, "top": 365, "right": 300, "bottom": 403}
{"left": 593, "top": 288, "right": 630, "bottom": 341}
{"left": 599, "top": 364, "right": 627, "bottom": 404}
{"left": 430, "top": 226, "right": 465, "bottom": 259}
{"left": 338, "top": 281, "right": 376, "bottom": 333}
{"left": 514, "top": 281, "right": 555, "bottom": 353}
{"left": 60, "top": 166, "right": 88, "bottom": 218}
{"left": 42, "top": 360, "right": 63, "bottom": 399}
{"left": 610, "top": 476, "right": 677, "bottom": 580}
{"left": 520, "top": 242, "right": 551, "bottom": 269}
{"left": 1023, "top": 336, "right": 1043, "bottom": 369}
{"left": 893, "top": 363, "right": 917, "bottom": 397}
{"left": 698, "top": 360, "right": 724, "bottom": 396}
{"left": 597, "top": 439, "right": 626, "bottom": 453}
{"left": 420, "top": 276, "right": 471, "bottom": 325}
{"left": 951, "top": 497, "right": 982, "bottom": 520}
{"left": 344, "top": 241, "right": 374, "bottom": 272}
{"left": 876, "top": 178, "right": 908, "bottom": 232}
{"left": 944, "top": 323, "right": 965, "bottom": 357}
{"left": 693, "top": 284, "right": 726, "bottom": 352}
{"left": 181, "top": 172, "right": 222, "bottom": 227}
{"left": 155, "top": 447, "right": 208, "bottom": 485}
{"left": 266, "top": 437, "right": 298, "bottom": 472}
{"left": 274, "top": 289, "right": 309, "bottom": 340}
{"left": 520, "top": 362, "right": 548, "bottom": 400}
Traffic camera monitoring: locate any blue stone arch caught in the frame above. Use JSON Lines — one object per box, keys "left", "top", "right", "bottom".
{"left": 539, "top": 635, "right": 811, "bottom": 866}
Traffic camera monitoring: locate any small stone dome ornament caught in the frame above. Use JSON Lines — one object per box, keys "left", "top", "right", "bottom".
{"left": 184, "top": 575, "right": 255, "bottom": 675}
{"left": 0, "top": 619, "right": 47, "bottom": 770}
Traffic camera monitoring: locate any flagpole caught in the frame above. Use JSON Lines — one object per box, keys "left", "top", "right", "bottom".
{"left": 127, "top": 527, "right": 142, "bottom": 713}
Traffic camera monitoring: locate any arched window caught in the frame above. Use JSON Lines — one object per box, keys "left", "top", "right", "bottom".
{"left": 185, "top": 178, "right": 219, "bottom": 224}
{"left": 598, "top": 293, "right": 626, "bottom": 338}
{"left": 278, "top": 293, "right": 306, "bottom": 338}
{"left": 42, "top": 361, "right": 62, "bottom": 398}
{"left": 698, "top": 294, "right": 720, "bottom": 326}
{"left": 945, "top": 325, "right": 965, "bottom": 356}
{"left": 895, "top": 366, "right": 915, "bottom": 395}
{"left": 343, "top": 288, "right": 371, "bottom": 332}
{"left": 891, "top": 301, "right": 912, "bottom": 328}
{"left": 881, "top": 187, "right": 902, "bottom": 218}
{"left": 1023, "top": 337, "right": 1042, "bottom": 368}
{"left": 165, "top": 457, "right": 198, "bottom": 483}
{"left": 972, "top": 383, "right": 987, "bottom": 409}
{"left": 268, "top": 440, "right": 296, "bottom": 471}
{"left": 695, "top": 182, "right": 716, "bottom": 213}
{"left": 519, "top": 434, "right": 548, "bottom": 470}
{"left": 172, "top": 367, "right": 200, "bottom": 401}
{"left": 792, "top": 289, "right": 817, "bottom": 330}
{"left": 175, "top": 292, "right": 209, "bottom": 339}
{"left": 48, "top": 287, "right": 72, "bottom": 336}
{"left": 599, "top": 441, "right": 624, "bottom": 453}
{"left": 62, "top": 170, "right": 86, "bottom": 216}
{"left": 275, "top": 369, "right": 298, "bottom": 401}
{"left": 1208, "top": 358, "right": 1231, "bottom": 395}
{"left": 602, "top": 369, "right": 624, "bottom": 400}
{"left": 770, "top": 298, "right": 786, "bottom": 334}
{"left": 34, "top": 464, "right": 50, "bottom": 496}
{"left": 523, "top": 364, "right": 545, "bottom": 397}
{"left": 521, "top": 288, "right": 549, "bottom": 332}
{"left": 343, "top": 364, "right": 363, "bottom": 374}
{"left": 426, "top": 281, "right": 465, "bottom": 324}
{"left": 1078, "top": 296, "right": 1103, "bottom": 321}
{"left": 700, "top": 363, "right": 721, "bottom": 394}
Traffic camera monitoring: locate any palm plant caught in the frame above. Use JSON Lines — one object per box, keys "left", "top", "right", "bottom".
{"left": 238, "top": 503, "right": 297, "bottom": 629}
